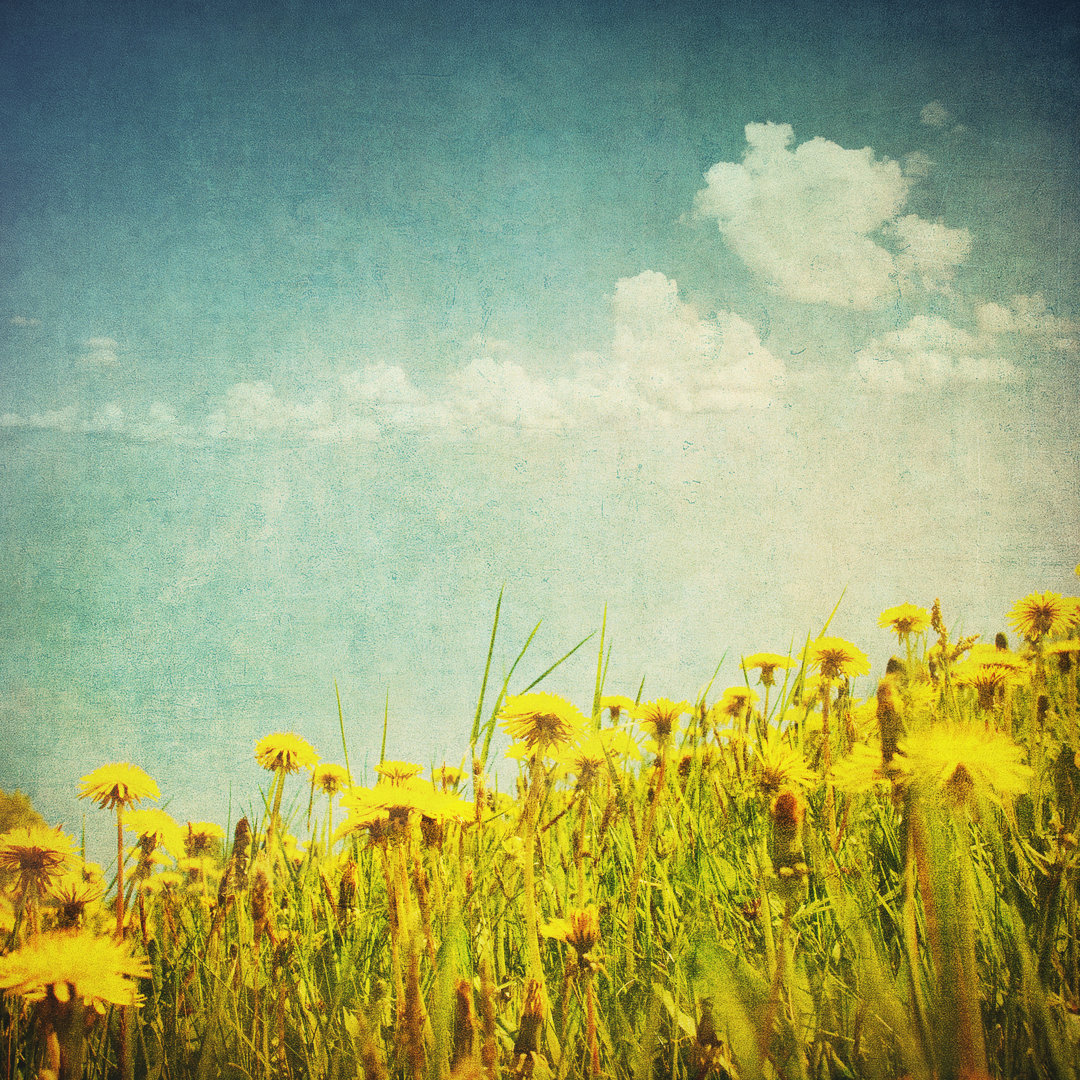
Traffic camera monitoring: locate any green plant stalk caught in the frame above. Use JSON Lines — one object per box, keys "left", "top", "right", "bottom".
{"left": 624, "top": 751, "right": 667, "bottom": 977}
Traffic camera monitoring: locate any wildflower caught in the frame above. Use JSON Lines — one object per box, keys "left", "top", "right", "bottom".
{"left": 499, "top": 692, "right": 586, "bottom": 757}
{"left": 954, "top": 647, "right": 1028, "bottom": 709}
{"left": 741, "top": 653, "right": 795, "bottom": 687}
{"left": 123, "top": 809, "right": 183, "bottom": 858}
{"left": 542, "top": 906, "right": 601, "bottom": 964}
{"left": 48, "top": 869, "right": 105, "bottom": 929}
{"left": 254, "top": 732, "right": 319, "bottom": 774}
{"left": 769, "top": 788, "right": 806, "bottom": 876}
{"left": 78, "top": 763, "right": 159, "bottom": 811}
{"left": 716, "top": 686, "right": 759, "bottom": 720}
{"left": 1007, "top": 591, "right": 1079, "bottom": 642}
{"left": 878, "top": 604, "right": 931, "bottom": 641}
{"left": 753, "top": 729, "right": 816, "bottom": 795}
{"left": 832, "top": 743, "right": 892, "bottom": 796}
{"left": 898, "top": 725, "right": 1032, "bottom": 810}
{"left": 0, "top": 929, "right": 149, "bottom": 1010}
{"left": 554, "top": 729, "right": 639, "bottom": 789}
{"left": 1050, "top": 638, "right": 1080, "bottom": 672}
{"left": 599, "top": 695, "right": 638, "bottom": 722}
{"left": 184, "top": 821, "right": 225, "bottom": 856}
{"left": 374, "top": 760, "right": 424, "bottom": 785}
{"left": 432, "top": 765, "right": 466, "bottom": 791}
{"left": 807, "top": 637, "right": 871, "bottom": 682}
{"left": 0, "top": 826, "right": 76, "bottom": 902}
{"left": 635, "top": 698, "right": 689, "bottom": 745}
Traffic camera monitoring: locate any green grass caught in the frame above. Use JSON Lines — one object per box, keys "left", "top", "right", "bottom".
{"left": 2, "top": 592, "right": 1080, "bottom": 1079}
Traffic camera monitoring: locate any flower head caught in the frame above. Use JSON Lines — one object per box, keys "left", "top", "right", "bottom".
{"left": 716, "top": 686, "right": 760, "bottom": 720}
{"left": 254, "top": 732, "right": 319, "bottom": 774}
{"left": 499, "top": 692, "right": 586, "bottom": 757}
{"left": 312, "top": 763, "right": 350, "bottom": 796}
{"left": 741, "top": 653, "right": 796, "bottom": 687}
{"left": 0, "top": 929, "right": 149, "bottom": 1011}
{"left": 0, "top": 826, "right": 76, "bottom": 899}
{"left": 123, "top": 809, "right": 184, "bottom": 858}
{"left": 1007, "top": 592, "right": 1080, "bottom": 642}
{"left": 78, "top": 763, "right": 159, "bottom": 811}
{"left": 599, "top": 695, "right": 638, "bottom": 722}
{"left": 635, "top": 698, "right": 690, "bottom": 745}
{"left": 373, "top": 760, "right": 424, "bottom": 786}
{"left": 554, "top": 729, "right": 640, "bottom": 788}
{"left": 807, "top": 637, "right": 871, "bottom": 682}
{"left": 878, "top": 604, "right": 931, "bottom": 640}
{"left": 184, "top": 821, "right": 225, "bottom": 856}
{"left": 898, "top": 725, "right": 1032, "bottom": 809}
{"left": 432, "top": 765, "right": 466, "bottom": 791}
{"left": 541, "top": 906, "right": 601, "bottom": 962}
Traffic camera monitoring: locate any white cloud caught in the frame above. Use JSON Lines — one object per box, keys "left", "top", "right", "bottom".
{"left": 975, "top": 293, "right": 1079, "bottom": 348}
{"left": 79, "top": 336, "right": 123, "bottom": 367}
{"left": 449, "top": 355, "right": 571, "bottom": 430}
{"left": 694, "top": 122, "right": 971, "bottom": 309}
{"left": 9, "top": 316, "right": 41, "bottom": 328}
{"left": 854, "top": 315, "right": 1023, "bottom": 391}
{"left": 920, "top": 101, "right": 951, "bottom": 128}
{"left": 206, "top": 381, "right": 332, "bottom": 440}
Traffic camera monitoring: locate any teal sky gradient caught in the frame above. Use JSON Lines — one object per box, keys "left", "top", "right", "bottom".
{"left": 1, "top": 0, "right": 1077, "bottom": 856}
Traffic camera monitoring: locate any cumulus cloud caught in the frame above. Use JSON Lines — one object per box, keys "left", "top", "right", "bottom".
{"left": 920, "top": 101, "right": 951, "bottom": 128}
{"left": 202, "top": 272, "right": 784, "bottom": 442}
{"left": 79, "top": 336, "right": 123, "bottom": 367}
{"left": 975, "top": 293, "right": 1079, "bottom": 349}
{"left": 0, "top": 400, "right": 187, "bottom": 440}
{"left": 854, "top": 315, "right": 1023, "bottom": 391}
{"left": 694, "top": 122, "right": 971, "bottom": 309}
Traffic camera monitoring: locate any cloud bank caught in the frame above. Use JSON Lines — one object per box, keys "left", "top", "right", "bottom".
{"left": 694, "top": 122, "right": 971, "bottom": 309}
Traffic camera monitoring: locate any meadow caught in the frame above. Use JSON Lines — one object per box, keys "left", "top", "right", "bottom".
{"left": 2, "top": 588, "right": 1079, "bottom": 1080}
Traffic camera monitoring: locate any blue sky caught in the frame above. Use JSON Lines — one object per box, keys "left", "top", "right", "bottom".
{"left": 1, "top": 0, "right": 1078, "bottom": 849}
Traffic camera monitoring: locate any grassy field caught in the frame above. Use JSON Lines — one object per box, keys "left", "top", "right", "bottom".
{"left": 2, "top": 588, "right": 1079, "bottom": 1080}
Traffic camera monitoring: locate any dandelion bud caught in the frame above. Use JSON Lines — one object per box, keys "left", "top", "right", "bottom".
{"left": 513, "top": 978, "right": 545, "bottom": 1061}
{"left": 451, "top": 978, "right": 476, "bottom": 1070}
{"left": 876, "top": 676, "right": 904, "bottom": 766}
{"left": 995, "top": 632, "right": 1009, "bottom": 650}
{"left": 769, "top": 788, "right": 804, "bottom": 872}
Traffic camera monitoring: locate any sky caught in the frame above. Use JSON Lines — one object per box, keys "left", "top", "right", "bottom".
{"left": 1, "top": 0, "right": 1078, "bottom": 854}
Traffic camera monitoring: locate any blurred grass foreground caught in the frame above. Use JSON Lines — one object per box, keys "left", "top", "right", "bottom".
{"left": 3, "top": 584, "right": 1080, "bottom": 1080}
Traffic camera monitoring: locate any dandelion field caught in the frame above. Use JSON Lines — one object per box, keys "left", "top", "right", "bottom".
{"left": 3, "top": 588, "right": 1080, "bottom": 1080}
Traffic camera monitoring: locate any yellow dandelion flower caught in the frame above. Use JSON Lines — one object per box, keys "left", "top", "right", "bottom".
{"left": 123, "top": 809, "right": 183, "bottom": 857}
{"left": 432, "top": 765, "right": 466, "bottom": 791}
{"left": 312, "top": 763, "right": 350, "bottom": 796}
{"left": 807, "top": 637, "right": 871, "bottom": 682}
{"left": 554, "top": 728, "right": 639, "bottom": 787}
{"left": 184, "top": 821, "right": 225, "bottom": 856}
{"left": 499, "top": 692, "right": 586, "bottom": 756}
{"left": 636, "top": 698, "right": 690, "bottom": 744}
{"left": 741, "top": 653, "right": 796, "bottom": 687}
{"left": 78, "top": 763, "right": 159, "bottom": 811}
{"left": 542, "top": 906, "right": 601, "bottom": 960}
{"left": 1007, "top": 591, "right": 1079, "bottom": 642}
{"left": 0, "top": 929, "right": 149, "bottom": 1010}
{"left": 716, "top": 686, "right": 759, "bottom": 718}
{"left": 832, "top": 743, "right": 892, "bottom": 796}
{"left": 898, "top": 725, "right": 1032, "bottom": 808}
{"left": 254, "top": 732, "right": 319, "bottom": 774}
{"left": 599, "top": 695, "right": 638, "bottom": 721}
{"left": 878, "top": 604, "right": 931, "bottom": 640}
{"left": 0, "top": 827, "right": 77, "bottom": 912}
{"left": 753, "top": 728, "right": 816, "bottom": 795}
{"left": 48, "top": 869, "right": 105, "bottom": 929}
{"left": 374, "top": 760, "right": 424, "bottom": 785}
